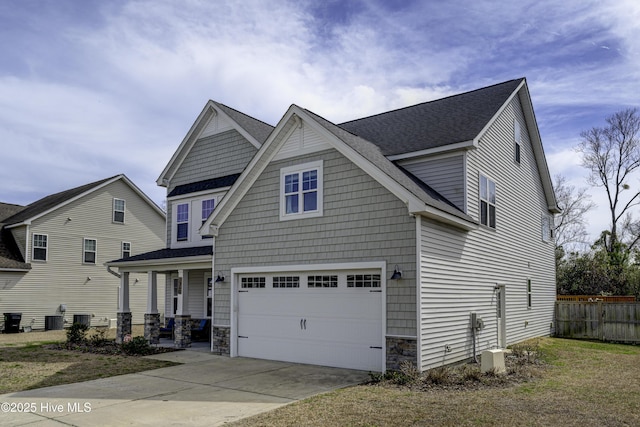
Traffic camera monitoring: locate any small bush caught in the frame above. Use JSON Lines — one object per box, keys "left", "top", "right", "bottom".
{"left": 66, "top": 323, "right": 89, "bottom": 345}
{"left": 425, "top": 366, "right": 452, "bottom": 385}
{"left": 88, "top": 328, "right": 110, "bottom": 347}
{"left": 121, "top": 336, "right": 154, "bottom": 356}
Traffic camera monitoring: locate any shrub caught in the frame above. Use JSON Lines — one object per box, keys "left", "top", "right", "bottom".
{"left": 88, "top": 328, "right": 110, "bottom": 347}
{"left": 425, "top": 366, "right": 452, "bottom": 385}
{"left": 66, "top": 323, "right": 89, "bottom": 345}
{"left": 121, "top": 336, "right": 154, "bottom": 356}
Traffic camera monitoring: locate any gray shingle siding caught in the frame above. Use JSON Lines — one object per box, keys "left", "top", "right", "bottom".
{"left": 214, "top": 149, "right": 417, "bottom": 336}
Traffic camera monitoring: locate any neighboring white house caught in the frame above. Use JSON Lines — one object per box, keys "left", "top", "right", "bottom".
{"left": 109, "top": 78, "right": 559, "bottom": 372}
{"left": 0, "top": 175, "right": 166, "bottom": 331}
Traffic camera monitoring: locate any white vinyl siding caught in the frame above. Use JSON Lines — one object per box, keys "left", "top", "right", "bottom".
{"left": 418, "top": 95, "right": 555, "bottom": 371}
{"left": 399, "top": 154, "right": 466, "bottom": 211}
{"left": 2, "top": 178, "right": 166, "bottom": 330}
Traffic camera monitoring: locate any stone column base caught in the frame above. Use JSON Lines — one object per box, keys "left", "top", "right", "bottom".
{"left": 144, "top": 313, "right": 161, "bottom": 344}
{"left": 174, "top": 315, "right": 191, "bottom": 348}
{"left": 386, "top": 336, "right": 417, "bottom": 371}
{"left": 116, "top": 312, "right": 132, "bottom": 344}
{"left": 211, "top": 326, "right": 230, "bottom": 355}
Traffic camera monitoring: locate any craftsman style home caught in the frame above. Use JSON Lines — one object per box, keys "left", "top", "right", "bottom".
{"left": 0, "top": 175, "right": 166, "bottom": 331}
{"left": 109, "top": 78, "right": 559, "bottom": 372}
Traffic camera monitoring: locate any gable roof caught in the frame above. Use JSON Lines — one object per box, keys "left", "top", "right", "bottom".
{"left": 0, "top": 226, "right": 30, "bottom": 271}
{"left": 3, "top": 175, "right": 165, "bottom": 227}
{"left": 339, "top": 79, "right": 523, "bottom": 157}
{"left": 157, "top": 100, "right": 274, "bottom": 186}
{"left": 0, "top": 202, "right": 25, "bottom": 222}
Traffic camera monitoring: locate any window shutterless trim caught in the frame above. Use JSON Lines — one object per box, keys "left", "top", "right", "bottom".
{"left": 279, "top": 160, "right": 323, "bottom": 221}
{"left": 32, "top": 233, "right": 48, "bottom": 262}
{"left": 113, "top": 198, "right": 126, "bottom": 224}
{"left": 83, "top": 238, "right": 97, "bottom": 264}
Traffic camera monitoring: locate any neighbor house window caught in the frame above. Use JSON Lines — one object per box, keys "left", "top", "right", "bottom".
{"left": 527, "top": 279, "right": 532, "bottom": 308}
{"left": 83, "top": 238, "right": 97, "bottom": 264}
{"left": 32, "top": 234, "right": 48, "bottom": 261}
{"left": 176, "top": 203, "right": 189, "bottom": 241}
{"left": 480, "top": 174, "right": 496, "bottom": 228}
{"left": 122, "top": 242, "right": 131, "bottom": 258}
{"left": 280, "top": 161, "right": 323, "bottom": 220}
{"left": 514, "top": 120, "right": 522, "bottom": 164}
{"left": 201, "top": 199, "right": 215, "bottom": 239}
{"left": 113, "top": 198, "right": 125, "bottom": 223}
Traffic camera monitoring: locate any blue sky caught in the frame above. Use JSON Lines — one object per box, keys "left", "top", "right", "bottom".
{"left": 1, "top": 0, "right": 638, "bottom": 242}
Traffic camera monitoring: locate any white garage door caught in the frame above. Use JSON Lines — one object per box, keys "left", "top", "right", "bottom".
{"left": 236, "top": 270, "right": 383, "bottom": 372}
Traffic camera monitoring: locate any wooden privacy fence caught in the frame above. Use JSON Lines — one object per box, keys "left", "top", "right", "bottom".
{"left": 557, "top": 295, "right": 636, "bottom": 302}
{"left": 555, "top": 301, "right": 640, "bottom": 344}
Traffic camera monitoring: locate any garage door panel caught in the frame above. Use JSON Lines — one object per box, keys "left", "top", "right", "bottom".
{"left": 236, "top": 270, "right": 384, "bottom": 372}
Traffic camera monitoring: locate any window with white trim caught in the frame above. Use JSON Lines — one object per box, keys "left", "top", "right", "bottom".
{"left": 113, "top": 198, "right": 125, "bottom": 223}
{"left": 83, "top": 238, "right": 97, "bottom": 264}
{"left": 176, "top": 203, "right": 189, "bottom": 241}
{"left": 201, "top": 199, "right": 215, "bottom": 239}
{"left": 479, "top": 174, "right": 496, "bottom": 229}
{"left": 32, "top": 234, "right": 48, "bottom": 261}
{"left": 347, "top": 274, "right": 381, "bottom": 288}
{"left": 514, "top": 119, "right": 522, "bottom": 164}
{"left": 308, "top": 275, "right": 338, "bottom": 288}
{"left": 273, "top": 276, "right": 300, "bottom": 288}
{"left": 542, "top": 215, "right": 554, "bottom": 242}
{"left": 241, "top": 277, "right": 266, "bottom": 288}
{"left": 280, "top": 161, "right": 323, "bottom": 220}
{"left": 527, "top": 279, "right": 532, "bottom": 308}
{"left": 122, "top": 242, "right": 131, "bottom": 258}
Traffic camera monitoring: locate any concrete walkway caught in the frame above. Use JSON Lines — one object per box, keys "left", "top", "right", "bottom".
{"left": 0, "top": 350, "right": 370, "bottom": 426}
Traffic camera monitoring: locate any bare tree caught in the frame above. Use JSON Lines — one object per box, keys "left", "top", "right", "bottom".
{"left": 577, "top": 108, "right": 640, "bottom": 253}
{"left": 553, "top": 174, "right": 595, "bottom": 253}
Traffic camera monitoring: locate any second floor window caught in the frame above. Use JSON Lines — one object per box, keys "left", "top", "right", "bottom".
{"left": 122, "top": 242, "right": 131, "bottom": 258}
{"left": 32, "top": 234, "right": 48, "bottom": 261}
{"left": 83, "top": 238, "right": 97, "bottom": 264}
{"left": 280, "top": 161, "right": 323, "bottom": 220}
{"left": 480, "top": 174, "right": 496, "bottom": 229}
{"left": 176, "top": 203, "right": 189, "bottom": 241}
{"left": 113, "top": 199, "right": 125, "bottom": 223}
{"left": 201, "top": 199, "right": 215, "bottom": 239}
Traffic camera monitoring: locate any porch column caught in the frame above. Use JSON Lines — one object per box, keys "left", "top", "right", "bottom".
{"left": 144, "top": 271, "right": 160, "bottom": 344}
{"left": 116, "top": 272, "right": 132, "bottom": 344}
{"left": 174, "top": 269, "right": 191, "bottom": 348}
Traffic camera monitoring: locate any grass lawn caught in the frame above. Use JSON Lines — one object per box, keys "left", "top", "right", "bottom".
{"left": 0, "top": 329, "right": 178, "bottom": 394}
{"left": 231, "top": 338, "right": 640, "bottom": 427}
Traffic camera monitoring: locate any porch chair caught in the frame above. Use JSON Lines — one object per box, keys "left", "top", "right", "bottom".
{"left": 191, "top": 319, "right": 210, "bottom": 342}
{"left": 158, "top": 318, "right": 175, "bottom": 339}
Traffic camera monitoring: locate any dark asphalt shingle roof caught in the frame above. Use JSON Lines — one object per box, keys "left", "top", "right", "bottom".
{"left": 3, "top": 176, "right": 117, "bottom": 226}
{"left": 168, "top": 174, "right": 241, "bottom": 198}
{"left": 338, "top": 79, "right": 523, "bottom": 156}
{"left": 214, "top": 101, "right": 274, "bottom": 144}
{"left": 0, "top": 226, "right": 30, "bottom": 270}
{"left": 109, "top": 246, "right": 213, "bottom": 263}
{"left": 0, "top": 203, "right": 25, "bottom": 222}
{"left": 303, "top": 108, "right": 475, "bottom": 223}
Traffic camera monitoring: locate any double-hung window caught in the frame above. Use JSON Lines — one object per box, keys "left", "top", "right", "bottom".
{"left": 201, "top": 199, "right": 215, "bottom": 239}
{"left": 176, "top": 203, "right": 189, "bottom": 241}
{"left": 480, "top": 174, "right": 496, "bottom": 229}
{"left": 32, "top": 234, "right": 48, "bottom": 261}
{"left": 122, "top": 242, "right": 131, "bottom": 258}
{"left": 280, "top": 160, "right": 323, "bottom": 220}
{"left": 83, "top": 238, "right": 97, "bottom": 264}
{"left": 113, "top": 198, "right": 125, "bottom": 223}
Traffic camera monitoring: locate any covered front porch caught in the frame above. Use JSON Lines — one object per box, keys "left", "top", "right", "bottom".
{"left": 106, "top": 247, "right": 213, "bottom": 349}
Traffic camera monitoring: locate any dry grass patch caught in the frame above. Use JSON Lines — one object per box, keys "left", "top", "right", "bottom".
{"left": 232, "top": 338, "right": 640, "bottom": 427}
{"left": 0, "top": 326, "right": 178, "bottom": 394}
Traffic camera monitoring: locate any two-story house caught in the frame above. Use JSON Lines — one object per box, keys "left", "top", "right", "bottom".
{"left": 0, "top": 175, "right": 166, "bottom": 331}
{"left": 109, "top": 78, "right": 559, "bottom": 372}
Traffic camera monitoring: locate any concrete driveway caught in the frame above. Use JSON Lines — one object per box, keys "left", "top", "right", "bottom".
{"left": 0, "top": 350, "right": 370, "bottom": 426}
